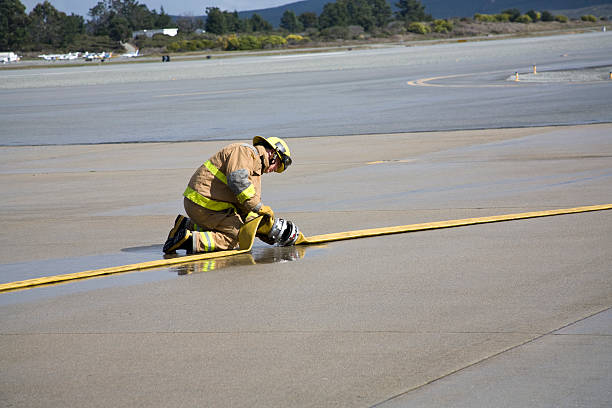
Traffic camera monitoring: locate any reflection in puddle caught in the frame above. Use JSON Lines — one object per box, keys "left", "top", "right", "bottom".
{"left": 1, "top": 245, "right": 322, "bottom": 306}
{"left": 169, "top": 245, "right": 309, "bottom": 275}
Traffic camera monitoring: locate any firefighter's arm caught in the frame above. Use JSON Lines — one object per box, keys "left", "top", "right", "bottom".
{"left": 225, "top": 145, "right": 263, "bottom": 213}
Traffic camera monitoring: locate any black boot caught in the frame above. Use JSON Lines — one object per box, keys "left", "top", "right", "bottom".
{"left": 166, "top": 215, "right": 189, "bottom": 241}
{"left": 163, "top": 226, "right": 192, "bottom": 254}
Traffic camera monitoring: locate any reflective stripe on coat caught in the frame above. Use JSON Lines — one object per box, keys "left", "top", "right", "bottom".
{"left": 184, "top": 143, "right": 266, "bottom": 214}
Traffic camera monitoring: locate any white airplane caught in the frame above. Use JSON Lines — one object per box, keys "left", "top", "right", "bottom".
{"left": 121, "top": 49, "right": 140, "bottom": 58}
{"left": 38, "top": 52, "right": 80, "bottom": 61}
{"left": 38, "top": 53, "right": 61, "bottom": 61}
{"left": 59, "top": 52, "right": 80, "bottom": 60}
{"left": 83, "top": 51, "right": 112, "bottom": 61}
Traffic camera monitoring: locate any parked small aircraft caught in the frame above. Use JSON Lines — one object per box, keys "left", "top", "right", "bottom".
{"left": 83, "top": 51, "right": 112, "bottom": 61}
{"left": 38, "top": 52, "right": 80, "bottom": 61}
{"left": 121, "top": 49, "right": 140, "bottom": 58}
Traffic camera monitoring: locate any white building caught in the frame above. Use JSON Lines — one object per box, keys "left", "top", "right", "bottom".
{"left": 0, "top": 52, "right": 20, "bottom": 63}
{"left": 132, "top": 28, "right": 179, "bottom": 38}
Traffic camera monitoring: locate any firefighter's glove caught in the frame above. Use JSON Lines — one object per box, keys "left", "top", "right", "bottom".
{"left": 257, "top": 215, "right": 274, "bottom": 236}
{"left": 258, "top": 205, "right": 274, "bottom": 219}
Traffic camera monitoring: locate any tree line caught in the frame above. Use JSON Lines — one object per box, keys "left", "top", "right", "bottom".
{"left": 204, "top": 0, "right": 431, "bottom": 35}
{"left": 1, "top": 0, "right": 598, "bottom": 54}
{"left": 0, "top": 0, "right": 171, "bottom": 51}
{"left": 0, "top": 0, "right": 435, "bottom": 50}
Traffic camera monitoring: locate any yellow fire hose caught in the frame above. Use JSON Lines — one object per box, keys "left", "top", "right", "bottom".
{"left": 1, "top": 204, "right": 610, "bottom": 293}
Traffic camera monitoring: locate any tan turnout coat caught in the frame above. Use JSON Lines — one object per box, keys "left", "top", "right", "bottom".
{"left": 184, "top": 143, "right": 269, "bottom": 217}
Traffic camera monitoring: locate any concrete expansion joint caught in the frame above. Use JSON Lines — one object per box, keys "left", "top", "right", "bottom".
{"left": 0, "top": 330, "right": 550, "bottom": 336}
{"left": 370, "top": 305, "right": 612, "bottom": 408}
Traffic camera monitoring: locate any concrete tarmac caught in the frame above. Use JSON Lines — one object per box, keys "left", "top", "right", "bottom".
{"left": 1, "top": 31, "right": 611, "bottom": 145}
{"left": 1, "top": 124, "right": 611, "bottom": 407}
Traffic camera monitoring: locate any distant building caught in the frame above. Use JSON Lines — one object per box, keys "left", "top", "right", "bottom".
{"left": 132, "top": 28, "right": 179, "bottom": 38}
{"left": 0, "top": 52, "right": 20, "bottom": 63}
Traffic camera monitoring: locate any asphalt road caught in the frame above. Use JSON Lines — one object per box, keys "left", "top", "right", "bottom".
{"left": 1, "top": 31, "right": 611, "bottom": 408}
{"left": 0, "top": 31, "right": 611, "bottom": 145}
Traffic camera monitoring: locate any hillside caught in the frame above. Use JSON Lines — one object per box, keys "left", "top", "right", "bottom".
{"left": 235, "top": 0, "right": 612, "bottom": 25}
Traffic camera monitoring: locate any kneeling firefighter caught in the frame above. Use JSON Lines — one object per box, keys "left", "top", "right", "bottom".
{"left": 163, "top": 136, "right": 301, "bottom": 254}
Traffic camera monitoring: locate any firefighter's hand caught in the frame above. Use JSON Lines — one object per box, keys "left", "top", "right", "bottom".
{"left": 258, "top": 205, "right": 274, "bottom": 219}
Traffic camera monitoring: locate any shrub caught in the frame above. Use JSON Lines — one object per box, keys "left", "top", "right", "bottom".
{"left": 223, "top": 34, "right": 240, "bottom": 51}
{"left": 555, "top": 15, "right": 569, "bottom": 23}
{"left": 260, "top": 35, "right": 287, "bottom": 49}
{"left": 408, "top": 22, "right": 430, "bottom": 34}
{"left": 526, "top": 10, "right": 541, "bottom": 21}
{"left": 515, "top": 15, "right": 533, "bottom": 23}
{"left": 286, "top": 34, "right": 304, "bottom": 43}
{"left": 581, "top": 15, "right": 598, "bottom": 22}
{"left": 386, "top": 20, "right": 406, "bottom": 34}
{"left": 165, "top": 38, "right": 215, "bottom": 52}
{"left": 238, "top": 35, "right": 260, "bottom": 50}
{"left": 320, "top": 26, "right": 350, "bottom": 40}
{"left": 347, "top": 25, "right": 365, "bottom": 39}
{"left": 432, "top": 19, "right": 453, "bottom": 33}
{"left": 495, "top": 14, "right": 511, "bottom": 22}
{"left": 474, "top": 13, "right": 496, "bottom": 23}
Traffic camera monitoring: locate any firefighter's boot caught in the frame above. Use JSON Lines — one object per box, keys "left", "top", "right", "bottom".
{"left": 163, "top": 226, "right": 192, "bottom": 254}
{"left": 166, "top": 215, "right": 189, "bottom": 242}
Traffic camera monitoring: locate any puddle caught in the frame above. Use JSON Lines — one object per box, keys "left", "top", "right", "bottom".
{"left": 0, "top": 243, "right": 323, "bottom": 306}
{"left": 167, "top": 245, "right": 309, "bottom": 276}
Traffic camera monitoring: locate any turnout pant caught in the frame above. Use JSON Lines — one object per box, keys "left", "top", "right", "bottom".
{"left": 184, "top": 197, "right": 244, "bottom": 252}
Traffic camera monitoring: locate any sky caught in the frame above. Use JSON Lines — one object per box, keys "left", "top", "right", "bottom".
{"left": 20, "top": 1, "right": 295, "bottom": 17}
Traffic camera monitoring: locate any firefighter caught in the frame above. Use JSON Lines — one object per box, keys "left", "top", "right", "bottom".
{"left": 163, "top": 136, "right": 293, "bottom": 254}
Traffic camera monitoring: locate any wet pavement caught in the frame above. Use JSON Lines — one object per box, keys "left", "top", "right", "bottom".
{"left": 2, "top": 123, "right": 611, "bottom": 407}
{"left": 1, "top": 31, "right": 611, "bottom": 407}
{"left": 0, "top": 243, "right": 317, "bottom": 307}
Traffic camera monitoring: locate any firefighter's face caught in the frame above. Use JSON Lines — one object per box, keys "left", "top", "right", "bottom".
{"left": 265, "top": 148, "right": 280, "bottom": 173}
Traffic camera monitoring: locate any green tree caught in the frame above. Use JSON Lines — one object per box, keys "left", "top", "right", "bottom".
{"left": 540, "top": 10, "right": 554, "bottom": 21}
{"left": 128, "top": 4, "right": 154, "bottom": 30}
{"left": 28, "top": 1, "right": 70, "bottom": 48}
{"left": 319, "top": 1, "right": 349, "bottom": 29}
{"left": 88, "top": 0, "right": 158, "bottom": 36}
{"left": 154, "top": 6, "right": 172, "bottom": 28}
{"left": 62, "top": 13, "right": 85, "bottom": 44}
{"left": 370, "top": 0, "right": 392, "bottom": 27}
{"left": 204, "top": 7, "right": 226, "bottom": 34}
{"left": 280, "top": 10, "right": 303, "bottom": 32}
{"left": 346, "top": 0, "right": 375, "bottom": 31}
{"left": 320, "top": 0, "right": 391, "bottom": 32}
{"left": 395, "top": 0, "right": 430, "bottom": 23}
{"left": 299, "top": 12, "right": 318, "bottom": 29}
{"left": 249, "top": 13, "right": 273, "bottom": 32}
{"left": 0, "top": 0, "right": 29, "bottom": 49}
{"left": 501, "top": 8, "right": 521, "bottom": 22}
{"left": 526, "top": 10, "right": 541, "bottom": 22}
{"left": 88, "top": 1, "right": 110, "bottom": 35}
{"left": 224, "top": 10, "right": 242, "bottom": 32}
{"left": 108, "top": 14, "right": 130, "bottom": 41}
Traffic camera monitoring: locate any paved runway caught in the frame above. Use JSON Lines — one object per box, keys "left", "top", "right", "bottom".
{"left": 1, "top": 31, "right": 611, "bottom": 145}
{"left": 1, "top": 31, "right": 611, "bottom": 407}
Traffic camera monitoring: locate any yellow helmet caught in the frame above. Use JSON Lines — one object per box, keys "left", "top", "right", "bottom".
{"left": 253, "top": 136, "right": 292, "bottom": 173}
